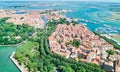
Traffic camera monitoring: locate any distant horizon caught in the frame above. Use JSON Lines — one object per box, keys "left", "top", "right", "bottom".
{"left": 0, "top": 0, "right": 120, "bottom": 3}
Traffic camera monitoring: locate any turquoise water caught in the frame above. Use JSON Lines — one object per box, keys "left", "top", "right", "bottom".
{"left": 0, "top": 46, "right": 19, "bottom": 72}
{"left": 15, "top": 12, "right": 27, "bottom": 14}
{"left": 0, "top": 1, "right": 120, "bottom": 33}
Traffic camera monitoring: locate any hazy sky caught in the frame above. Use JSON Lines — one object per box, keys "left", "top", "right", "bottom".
{"left": 1, "top": 0, "right": 120, "bottom": 2}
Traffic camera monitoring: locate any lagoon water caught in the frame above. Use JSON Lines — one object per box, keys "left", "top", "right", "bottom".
{"left": 15, "top": 12, "right": 27, "bottom": 14}
{"left": 0, "top": 1, "right": 120, "bottom": 72}
{"left": 1, "top": 1, "right": 120, "bottom": 33}
{"left": 0, "top": 46, "right": 19, "bottom": 72}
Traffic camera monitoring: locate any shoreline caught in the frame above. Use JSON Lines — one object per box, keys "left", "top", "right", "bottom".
{"left": 10, "top": 51, "right": 27, "bottom": 72}
{"left": 9, "top": 32, "right": 37, "bottom": 72}
{"left": 0, "top": 41, "right": 25, "bottom": 47}
{"left": 102, "top": 34, "right": 120, "bottom": 45}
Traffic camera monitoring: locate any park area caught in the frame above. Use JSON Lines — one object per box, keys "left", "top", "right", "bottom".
{"left": 111, "top": 34, "right": 120, "bottom": 43}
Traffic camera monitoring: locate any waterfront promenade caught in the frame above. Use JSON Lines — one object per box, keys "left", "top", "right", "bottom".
{"left": 10, "top": 52, "right": 27, "bottom": 72}
{"left": 102, "top": 34, "right": 120, "bottom": 45}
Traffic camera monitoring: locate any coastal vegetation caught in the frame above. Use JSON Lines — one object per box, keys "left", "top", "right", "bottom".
{"left": 0, "top": 17, "right": 35, "bottom": 45}
{"left": 114, "top": 37, "right": 120, "bottom": 43}
{"left": 14, "top": 18, "right": 105, "bottom": 72}
{"left": 14, "top": 41, "right": 39, "bottom": 66}
{"left": 93, "top": 31, "right": 120, "bottom": 50}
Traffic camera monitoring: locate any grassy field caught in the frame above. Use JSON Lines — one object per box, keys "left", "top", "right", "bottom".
{"left": 113, "top": 37, "right": 120, "bottom": 43}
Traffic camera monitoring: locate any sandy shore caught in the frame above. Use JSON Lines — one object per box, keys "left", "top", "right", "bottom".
{"left": 10, "top": 52, "right": 28, "bottom": 72}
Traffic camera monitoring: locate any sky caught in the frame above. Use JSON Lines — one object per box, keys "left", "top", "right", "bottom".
{"left": 1, "top": 0, "right": 120, "bottom": 3}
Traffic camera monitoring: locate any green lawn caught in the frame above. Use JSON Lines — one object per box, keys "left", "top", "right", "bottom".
{"left": 14, "top": 41, "right": 39, "bottom": 65}
{"left": 114, "top": 37, "right": 120, "bottom": 43}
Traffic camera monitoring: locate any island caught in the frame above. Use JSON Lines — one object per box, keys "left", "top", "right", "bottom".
{"left": 13, "top": 17, "right": 105, "bottom": 72}
{"left": 0, "top": 9, "right": 120, "bottom": 72}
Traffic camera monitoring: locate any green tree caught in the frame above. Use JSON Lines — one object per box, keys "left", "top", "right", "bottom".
{"left": 106, "top": 49, "right": 115, "bottom": 55}
{"left": 76, "top": 67, "right": 86, "bottom": 72}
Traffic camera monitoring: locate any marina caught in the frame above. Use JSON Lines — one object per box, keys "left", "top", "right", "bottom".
{"left": 95, "top": 24, "right": 120, "bottom": 34}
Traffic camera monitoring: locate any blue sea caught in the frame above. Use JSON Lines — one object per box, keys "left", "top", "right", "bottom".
{"left": 0, "top": 1, "right": 120, "bottom": 34}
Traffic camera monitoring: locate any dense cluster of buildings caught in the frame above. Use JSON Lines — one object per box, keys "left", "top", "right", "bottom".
{"left": 0, "top": 10, "right": 44, "bottom": 28}
{"left": 48, "top": 24, "right": 120, "bottom": 72}
{"left": 1, "top": 8, "right": 120, "bottom": 72}
{"left": 0, "top": 9, "right": 67, "bottom": 28}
